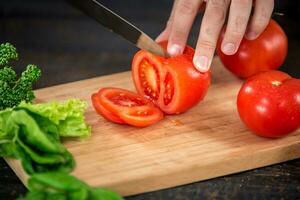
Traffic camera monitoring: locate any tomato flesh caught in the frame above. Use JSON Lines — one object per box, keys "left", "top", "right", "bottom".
{"left": 92, "top": 88, "right": 164, "bottom": 127}
{"left": 139, "top": 58, "right": 160, "bottom": 100}
{"left": 237, "top": 70, "right": 300, "bottom": 138}
{"left": 109, "top": 94, "right": 145, "bottom": 107}
{"left": 91, "top": 93, "right": 125, "bottom": 124}
{"left": 163, "top": 73, "right": 174, "bottom": 105}
{"left": 132, "top": 41, "right": 211, "bottom": 114}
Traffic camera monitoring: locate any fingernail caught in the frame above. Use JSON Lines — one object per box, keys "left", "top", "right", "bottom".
{"left": 168, "top": 44, "right": 182, "bottom": 56}
{"left": 222, "top": 43, "right": 236, "bottom": 55}
{"left": 246, "top": 31, "right": 257, "bottom": 40}
{"left": 194, "top": 56, "right": 209, "bottom": 72}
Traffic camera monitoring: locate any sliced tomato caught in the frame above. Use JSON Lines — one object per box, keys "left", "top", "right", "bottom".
{"left": 132, "top": 41, "right": 211, "bottom": 114}
{"left": 91, "top": 88, "right": 164, "bottom": 127}
{"left": 91, "top": 93, "right": 125, "bottom": 124}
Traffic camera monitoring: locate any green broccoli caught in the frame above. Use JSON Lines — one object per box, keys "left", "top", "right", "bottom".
{"left": 0, "top": 43, "right": 41, "bottom": 110}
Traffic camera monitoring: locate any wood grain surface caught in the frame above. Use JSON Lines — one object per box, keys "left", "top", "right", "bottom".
{"left": 5, "top": 57, "right": 300, "bottom": 196}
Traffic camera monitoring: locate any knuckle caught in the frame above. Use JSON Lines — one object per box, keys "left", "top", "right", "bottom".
{"left": 257, "top": 6, "right": 272, "bottom": 23}
{"left": 232, "top": 15, "right": 248, "bottom": 34}
{"left": 234, "top": 0, "right": 252, "bottom": 7}
{"left": 166, "top": 20, "right": 172, "bottom": 28}
{"left": 229, "top": 30, "right": 245, "bottom": 39}
{"left": 250, "top": 0, "right": 274, "bottom": 34}
{"left": 171, "top": 29, "right": 186, "bottom": 42}
{"left": 251, "top": 20, "right": 268, "bottom": 35}
{"left": 209, "top": 5, "right": 226, "bottom": 22}
{"left": 210, "top": 0, "right": 227, "bottom": 7}
{"left": 178, "top": 0, "right": 198, "bottom": 15}
{"left": 198, "top": 40, "right": 216, "bottom": 51}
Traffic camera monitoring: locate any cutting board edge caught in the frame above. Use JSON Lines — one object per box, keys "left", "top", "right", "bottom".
{"left": 94, "top": 141, "right": 300, "bottom": 196}
{"left": 4, "top": 158, "right": 29, "bottom": 188}
{"left": 5, "top": 140, "right": 300, "bottom": 196}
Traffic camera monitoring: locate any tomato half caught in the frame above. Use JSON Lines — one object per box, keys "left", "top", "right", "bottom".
{"left": 132, "top": 41, "right": 211, "bottom": 114}
{"left": 237, "top": 70, "right": 300, "bottom": 138}
{"left": 91, "top": 88, "right": 164, "bottom": 127}
{"left": 217, "top": 19, "right": 288, "bottom": 78}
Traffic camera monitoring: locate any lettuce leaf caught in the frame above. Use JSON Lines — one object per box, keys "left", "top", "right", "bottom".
{"left": 0, "top": 109, "right": 75, "bottom": 174}
{"left": 19, "top": 99, "right": 91, "bottom": 138}
{"left": 19, "top": 172, "right": 123, "bottom": 200}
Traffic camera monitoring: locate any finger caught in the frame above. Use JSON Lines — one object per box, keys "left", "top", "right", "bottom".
{"left": 156, "top": 21, "right": 172, "bottom": 42}
{"left": 167, "top": 0, "right": 202, "bottom": 56}
{"left": 221, "top": 0, "right": 253, "bottom": 55}
{"left": 156, "top": 0, "right": 179, "bottom": 42}
{"left": 246, "top": 0, "right": 274, "bottom": 40}
{"left": 194, "top": 0, "right": 230, "bottom": 72}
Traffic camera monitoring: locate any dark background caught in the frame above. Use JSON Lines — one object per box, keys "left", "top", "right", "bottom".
{"left": 1, "top": 0, "right": 300, "bottom": 199}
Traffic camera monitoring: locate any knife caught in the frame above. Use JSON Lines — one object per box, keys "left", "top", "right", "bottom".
{"left": 69, "top": 0, "right": 168, "bottom": 57}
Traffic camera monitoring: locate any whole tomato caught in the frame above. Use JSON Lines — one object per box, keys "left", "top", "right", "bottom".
{"left": 132, "top": 41, "right": 211, "bottom": 114}
{"left": 237, "top": 70, "right": 300, "bottom": 138}
{"left": 217, "top": 19, "right": 288, "bottom": 78}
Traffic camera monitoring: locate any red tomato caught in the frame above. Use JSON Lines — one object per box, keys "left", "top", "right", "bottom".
{"left": 217, "top": 19, "right": 288, "bottom": 78}
{"left": 132, "top": 41, "right": 211, "bottom": 114}
{"left": 237, "top": 70, "right": 300, "bottom": 138}
{"left": 91, "top": 88, "right": 164, "bottom": 127}
{"left": 91, "top": 93, "right": 125, "bottom": 124}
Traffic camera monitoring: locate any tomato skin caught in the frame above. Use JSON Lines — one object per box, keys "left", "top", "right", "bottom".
{"left": 91, "top": 88, "right": 164, "bottom": 127}
{"left": 237, "top": 70, "right": 300, "bottom": 138}
{"left": 91, "top": 93, "right": 125, "bottom": 124}
{"left": 217, "top": 19, "right": 288, "bottom": 78}
{"left": 132, "top": 41, "right": 211, "bottom": 114}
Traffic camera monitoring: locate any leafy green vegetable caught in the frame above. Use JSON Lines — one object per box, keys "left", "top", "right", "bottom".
{"left": 19, "top": 172, "right": 123, "bottom": 200}
{"left": 19, "top": 100, "right": 91, "bottom": 138}
{"left": 0, "top": 42, "right": 41, "bottom": 110}
{"left": 0, "top": 108, "right": 75, "bottom": 174}
{"left": 0, "top": 43, "right": 122, "bottom": 199}
{"left": 0, "top": 43, "right": 18, "bottom": 66}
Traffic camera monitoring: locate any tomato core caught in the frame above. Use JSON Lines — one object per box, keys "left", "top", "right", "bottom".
{"left": 139, "top": 59, "right": 160, "bottom": 100}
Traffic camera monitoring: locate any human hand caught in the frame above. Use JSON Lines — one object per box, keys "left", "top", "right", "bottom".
{"left": 156, "top": 0, "right": 274, "bottom": 72}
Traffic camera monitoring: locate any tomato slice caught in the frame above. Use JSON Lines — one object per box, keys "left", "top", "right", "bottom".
{"left": 91, "top": 93, "right": 125, "bottom": 124}
{"left": 132, "top": 41, "right": 211, "bottom": 114}
{"left": 91, "top": 88, "right": 164, "bottom": 127}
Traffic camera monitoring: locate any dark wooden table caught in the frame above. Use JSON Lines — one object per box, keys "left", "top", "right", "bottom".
{"left": 1, "top": 0, "right": 300, "bottom": 199}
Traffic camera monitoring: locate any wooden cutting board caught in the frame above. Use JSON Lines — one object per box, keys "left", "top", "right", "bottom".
{"left": 5, "top": 57, "right": 300, "bottom": 196}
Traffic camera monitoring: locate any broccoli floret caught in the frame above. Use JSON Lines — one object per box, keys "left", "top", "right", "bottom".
{"left": 0, "top": 43, "right": 41, "bottom": 110}
{"left": 0, "top": 43, "right": 18, "bottom": 66}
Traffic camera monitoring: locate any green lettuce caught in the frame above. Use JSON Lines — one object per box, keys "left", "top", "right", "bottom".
{"left": 19, "top": 99, "right": 91, "bottom": 138}
{"left": 0, "top": 99, "right": 91, "bottom": 174}
{"left": 0, "top": 109, "right": 75, "bottom": 174}
{"left": 19, "top": 172, "right": 123, "bottom": 200}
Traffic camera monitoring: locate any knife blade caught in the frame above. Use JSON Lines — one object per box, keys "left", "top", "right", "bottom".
{"left": 69, "top": 0, "right": 168, "bottom": 57}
